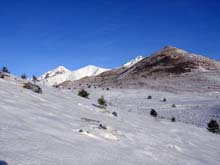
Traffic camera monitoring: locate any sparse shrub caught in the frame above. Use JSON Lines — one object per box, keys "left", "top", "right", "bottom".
{"left": 23, "top": 82, "right": 42, "bottom": 94}
{"left": 1, "top": 66, "right": 10, "bottom": 73}
{"left": 147, "top": 95, "right": 152, "bottom": 99}
{"left": 99, "top": 124, "right": 107, "bottom": 130}
{"left": 106, "top": 88, "right": 109, "bottom": 91}
{"left": 207, "top": 119, "right": 219, "bottom": 133}
{"left": 21, "top": 73, "right": 27, "bottom": 79}
{"left": 112, "top": 111, "right": 118, "bottom": 117}
{"left": 78, "top": 129, "right": 83, "bottom": 133}
{"left": 150, "top": 109, "right": 157, "bottom": 117}
{"left": 98, "top": 95, "right": 107, "bottom": 108}
{"left": 172, "top": 104, "right": 176, "bottom": 108}
{"left": 78, "top": 89, "right": 89, "bottom": 98}
{"left": 53, "top": 85, "right": 59, "bottom": 88}
{"left": 162, "top": 98, "right": 167, "bottom": 102}
{"left": 171, "top": 117, "right": 176, "bottom": 122}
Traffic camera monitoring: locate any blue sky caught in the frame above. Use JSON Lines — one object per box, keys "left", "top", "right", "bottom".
{"left": 0, "top": 0, "right": 220, "bottom": 76}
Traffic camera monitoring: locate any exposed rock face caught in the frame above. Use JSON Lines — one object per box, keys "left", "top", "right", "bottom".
{"left": 120, "top": 46, "right": 220, "bottom": 78}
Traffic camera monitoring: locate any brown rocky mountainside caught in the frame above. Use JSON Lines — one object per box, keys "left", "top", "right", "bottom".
{"left": 59, "top": 46, "right": 220, "bottom": 92}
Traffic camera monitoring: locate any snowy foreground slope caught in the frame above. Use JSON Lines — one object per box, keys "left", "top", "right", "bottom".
{"left": 0, "top": 78, "right": 220, "bottom": 165}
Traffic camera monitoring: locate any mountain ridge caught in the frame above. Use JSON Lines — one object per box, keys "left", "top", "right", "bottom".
{"left": 123, "top": 56, "right": 144, "bottom": 68}
{"left": 38, "top": 55, "right": 144, "bottom": 86}
{"left": 58, "top": 46, "right": 220, "bottom": 92}
{"left": 38, "top": 65, "right": 109, "bottom": 86}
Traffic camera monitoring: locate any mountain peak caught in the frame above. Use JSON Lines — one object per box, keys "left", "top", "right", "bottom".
{"left": 56, "top": 66, "right": 70, "bottom": 71}
{"left": 68, "top": 65, "right": 109, "bottom": 81}
{"left": 123, "top": 56, "right": 144, "bottom": 68}
{"left": 159, "top": 45, "right": 187, "bottom": 53}
{"left": 39, "top": 66, "right": 71, "bottom": 80}
{"left": 163, "top": 45, "right": 177, "bottom": 49}
{"left": 82, "top": 65, "right": 100, "bottom": 69}
{"left": 131, "top": 46, "right": 220, "bottom": 76}
{"left": 38, "top": 65, "right": 109, "bottom": 86}
{"left": 158, "top": 46, "right": 220, "bottom": 65}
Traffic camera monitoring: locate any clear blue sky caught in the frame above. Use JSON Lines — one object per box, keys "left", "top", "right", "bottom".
{"left": 0, "top": 0, "right": 220, "bottom": 76}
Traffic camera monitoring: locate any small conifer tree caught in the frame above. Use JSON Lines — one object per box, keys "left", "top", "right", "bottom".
{"left": 78, "top": 89, "right": 89, "bottom": 98}
{"left": 98, "top": 96, "right": 107, "bottom": 108}
{"left": 207, "top": 119, "right": 219, "bottom": 133}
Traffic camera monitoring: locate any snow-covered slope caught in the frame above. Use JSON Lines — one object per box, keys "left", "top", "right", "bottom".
{"left": 39, "top": 66, "right": 71, "bottom": 80}
{"left": 1, "top": 78, "right": 220, "bottom": 164}
{"left": 123, "top": 56, "right": 144, "bottom": 68}
{"left": 68, "top": 65, "right": 109, "bottom": 81}
{"left": 38, "top": 66, "right": 72, "bottom": 86}
{"left": 39, "top": 65, "right": 109, "bottom": 86}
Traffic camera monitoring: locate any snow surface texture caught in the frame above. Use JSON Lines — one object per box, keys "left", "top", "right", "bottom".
{"left": 0, "top": 78, "right": 220, "bottom": 165}
{"left": 123, "top": 56, "right": 144, "bottom": 68}
{"left": 38, "top": 65, "right": 109, "bottom": 86}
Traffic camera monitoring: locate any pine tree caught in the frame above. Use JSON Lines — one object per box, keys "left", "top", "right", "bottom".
{"left": 98, "top": 96, "right": 107, "bottom": 108}
{"left": 150, "top": 109, "right": 157, "bottom": 117}
{"left": 78, "top": 89, "right": 89, "bottom": 98}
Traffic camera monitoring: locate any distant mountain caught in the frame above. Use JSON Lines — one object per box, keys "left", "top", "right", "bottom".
{"left": 38, "top": 65, "right": 109, "bottom": 86}
{"left": 68, "top": 65, "right": 109, "bottom": 81}
{"left": 38, "top": 56, "right": 145, "bottom": 86}
{"left": 120, "top": 46, "right": 220, "bottom": 78}
{"left": 60, "top": 46, "right": 220, "bottom": 92}
{"left": 123, "top": 56, "right": 144, "bottom": 68}
{"left": 38, "top": 66, "right": 71, "bottom": 86}
{"left": 39, "top": 66, "right": 71, "bottom": 80}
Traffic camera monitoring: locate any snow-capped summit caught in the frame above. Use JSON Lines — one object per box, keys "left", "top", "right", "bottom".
{"left": 68, "top": 65, "right": 109, "bottom": 81}
{"left": 38, "top": 66, "right": 72, "bottom": 86}
{"left": 39, "top": 66, "right": 71, "bottom": 80}
{"left": 123, "top": 56, "right": 144, "bottom": 68}
{"left": 38, "top": 65, "right": 109, "bottom": 86}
